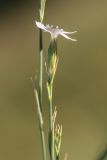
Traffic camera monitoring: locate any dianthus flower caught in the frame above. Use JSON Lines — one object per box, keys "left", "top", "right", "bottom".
{"left": 35, "top": 21, "right": 77, "bottom": 41}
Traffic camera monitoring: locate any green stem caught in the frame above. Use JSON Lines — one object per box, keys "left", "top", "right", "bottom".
{"left": 34, "top": 88, "right": 46, "bottom": 160}
{"left": 47, "top": 39, "right": 58, "bottom": 160}
{"left": 37, "top": 24, "right": 46, "bottom": 160}
{"left": 48, "top": 82, "right": 54, "bottom": 160}
{"left": 39, "top": 123, "right": 47, "bottom": 160}
{"left": 49, "top": 83, "right": 53, "bottom": 130}
{"left": 36, "top": 1, "right": 46, "bottom": 160}
{"left": 39, "top": 29, "right": 43, "bottom": 111}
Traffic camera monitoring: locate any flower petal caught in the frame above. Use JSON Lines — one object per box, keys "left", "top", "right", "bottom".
{"left": 60, "top": 33, "right": 77, "bottom": 41}
{"left": 35, "top": 21, "right": 47, "bottom": 31}
{"left": 62, "top": 31, "right": 77, "bottom": 34}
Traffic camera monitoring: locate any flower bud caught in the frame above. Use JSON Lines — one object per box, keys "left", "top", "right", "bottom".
{"left": 48, "top": 39, "right": 58, "bottom": 84}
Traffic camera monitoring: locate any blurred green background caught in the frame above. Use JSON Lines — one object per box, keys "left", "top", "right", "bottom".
{"left": 0, "top": 0, "right": 107, "bottom": 160}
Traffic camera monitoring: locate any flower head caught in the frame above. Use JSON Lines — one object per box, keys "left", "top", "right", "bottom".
{"left": 35, "top": 21, "right": 77, "bottom": 41}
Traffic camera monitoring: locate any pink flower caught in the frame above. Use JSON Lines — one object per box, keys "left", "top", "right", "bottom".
{"left": 35, "top": 21, "right": 77, "bottom": 41}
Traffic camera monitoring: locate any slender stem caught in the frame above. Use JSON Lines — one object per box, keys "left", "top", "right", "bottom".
{"left": 34, "top": 88, "right": 46, "bottom": 160}
{"left": 36, "top": 24, "right": 46, "bottom": 160}
{"left": 35, "top": 1, "right": 47, "bottom": 160}
{"left": 39, "top": 122, "right": 47, "bottom": 160}
{"left": 49, "top": 84, "right": 53, "bottom": 130}
{"left": 39, "top": 29, "right": 43, "bottom": 111}
{"left": 38, "top": 29, "right": 47, "bottom": 160}
{"left": 47, "top": 39, "right": 58, "bottom": 160}
{"left": 48, "top": 82, "right": 54, "bottom": 160}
